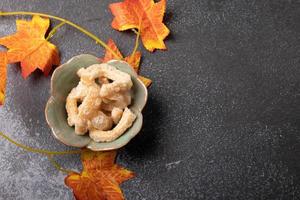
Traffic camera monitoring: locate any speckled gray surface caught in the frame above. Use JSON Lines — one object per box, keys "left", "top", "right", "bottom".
{"left": 0, "top": 0, "right": 300, "bottom": 199}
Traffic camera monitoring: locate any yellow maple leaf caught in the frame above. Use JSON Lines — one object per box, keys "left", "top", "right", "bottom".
{"left": 0, "top": 52, "right": 7, "bottom": 105}
{"left": 0, "top": 15, "right": 60, "bottom": 78}
{"left": 109, "top": 0, "right": 170, "bottom": 52}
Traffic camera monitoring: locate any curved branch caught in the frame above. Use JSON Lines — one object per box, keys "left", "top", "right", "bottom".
{"left": 0, "top": 11, "right": 123, "bottom": 59}
{"left": 0, "top": 132, "right": 81, "bottom": 155}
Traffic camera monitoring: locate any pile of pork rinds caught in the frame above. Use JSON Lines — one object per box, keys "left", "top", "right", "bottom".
{"left": 66, "top": 63, "right": 136, "bottom": 142}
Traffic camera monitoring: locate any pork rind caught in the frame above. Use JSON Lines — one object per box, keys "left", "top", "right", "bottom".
{"left": 89, "top": 108, "right": 136, "bottom": 142}
{"left": 65, "top": 63, "right": 136, "bottom": 141}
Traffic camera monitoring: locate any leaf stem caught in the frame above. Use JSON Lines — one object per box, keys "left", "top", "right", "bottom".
{"left": 0, "top": 131, "right": 81, "bottom": 155}
{"left": 47, "top": 155, "right": 75, "bottom": 174}
{"left": 46, "top": 21, "right": 66, "bottom": 40}
{"left": 0, "top": 11, "right": 122, "bottom": 59}
{"left": 132, "top": 29, "right": 139, "bottom": 35}
{"left": 131, "top": 28, "right": 140, "bottom": 57}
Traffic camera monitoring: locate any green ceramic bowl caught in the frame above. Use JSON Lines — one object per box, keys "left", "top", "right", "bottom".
{"left": 45, "top": 54, "right": 148, "bottom": 151}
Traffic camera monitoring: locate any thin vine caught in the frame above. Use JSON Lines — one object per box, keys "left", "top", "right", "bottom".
{"left": 47, "top": 155, "right": 75, "bottom": 174}
{"left": 0, "top": 132, "right": 81, "bottom": 155}
{"left": 0, "top": 11, "right": 123, "bottom": 59}
{"left": 46, "top": 21, "right": 66, "bottom": 40}
{"left": 0, "top": 131, "right": 82, "bottom": 172}
{"left": 131, "top": 27, "right": 141, "bottom": 57}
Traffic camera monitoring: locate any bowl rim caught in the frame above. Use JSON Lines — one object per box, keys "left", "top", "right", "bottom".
{"left": 45, "top": 54, "right": 148, "bottom": 151}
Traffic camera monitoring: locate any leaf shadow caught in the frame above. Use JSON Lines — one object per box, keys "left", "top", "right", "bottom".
{"left": 25, "top": 65, "right": 57, "bottom": 82}
{"left": 164, "top": 11, "right": 173, "bottom": 24}
{"left": 29, "top": 69, "right": 45, "bottom": 81}
{"left": 164, "top": 11, "right": 175, "bottom": 42}
{"left": 166, "top": 31, "right": 175, "bottom": 42}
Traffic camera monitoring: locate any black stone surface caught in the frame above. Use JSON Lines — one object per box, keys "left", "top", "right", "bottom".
{"left": 0, "top": 0, "right": 300, "bottom": 199}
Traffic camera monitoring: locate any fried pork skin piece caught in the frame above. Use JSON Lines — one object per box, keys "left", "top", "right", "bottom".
{"left": 78, "top": 83, "right": 102, "bottom": 119}
{"left": 66, "top": 88, "right": 88, "bottom": 135}
{"left": 66, "top": 88, "right": 79, "bottom": 126}
{"left": 89, "top": 108, "right": 136, "bottom": 142}
{"left": 74, "top": 117, "right": 88, "bottom": 135}
{"left": 66, "top": 63, "right": 136, "bottom": 138}
{"left": 77, "top": 63, "right": 133, "bottom": 93}
{"left": 100, "top": 96, "right": 131, "bottom": 113}
{"left": 77, "top": 64, "right": 132, "bottom": 110}
{"left": 77, "top": 65, "right": 102, "bottom": 85}
{"left": 111, "top": 107, "right": 123, "bottom": 124}
{"left": 97, "top": 64, "right": 133, "bottom": 98}
{"left": 66, "top": 82, "right": 104, "bottom": 135}
{"left": 89, "top": 111, "right": 113, "bottom": 131}
{"left": 66, "top": 82, "right": 91, "bottom": 126}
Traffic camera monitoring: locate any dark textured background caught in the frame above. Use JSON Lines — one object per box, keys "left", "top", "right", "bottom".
{"left": 0, "top": 0, "right": 300, "bottom": 199}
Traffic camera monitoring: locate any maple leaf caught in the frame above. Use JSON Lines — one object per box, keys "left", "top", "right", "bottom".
{"left": 101, "top": 39, "right": 152, "bottom": 87}
{"left": 0, "top": 15, "right": 60, "bottom": 78}
{"left": 109, "top": 0, "right": 170, "bottom": 52}
{"left": 0, "top": 52, "right": 7, "bottom": 105}
{"left": 137, "top": 75, "right": 152, "bottom": 87}
{"left": 102, "top": 39, "right": 124, "bottom": 63}
{"left": 65, "top": 150, "right": 135, "bottom": 200}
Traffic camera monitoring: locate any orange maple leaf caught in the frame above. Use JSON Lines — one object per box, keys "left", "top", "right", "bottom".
{"left": 0, "top": 15, "right": 60, "bottom": 78}
{"left": 65, "top": 150, "right": 135, "bottom": 200}
{"left": 109, "top": 0, "right": 170, "bottom": 52}
{"left": 0, "top": 52, "right": 7, "bottom": 105}
{"left": 102, "top": 39, "right": 142, "bottom": 72}
{"left": 101, "top": 39, "right": 152, "bottom": 87}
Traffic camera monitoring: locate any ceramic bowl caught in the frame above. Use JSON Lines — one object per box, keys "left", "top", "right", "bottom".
{"left": 45, "top": 54, "right": 148, "bottom": 151}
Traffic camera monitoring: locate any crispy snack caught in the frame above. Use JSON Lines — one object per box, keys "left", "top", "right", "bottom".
{"left": 77, "top": 64, "right": 102, "bottom": 85}
{"left": 65, "top": 64, "right": 136, "bottom": 140}
{"left": 78, "top": 84, "right": 102, "bottom": 119}
{"left": 89, "top": 108, "right": 136, "bottom": 142}
{"left": 74, "top": 117, "right": 88, "bottom": 135}
{"left": 89, "top": 111, "right": 113, "bottom": 131}
{"left": 66, "top": 88, "right": 79, "bottom": 126}
{"left": 98, "top": 64, "right": 133, "bottom": 98}
{"left": 111, "top": 107, "right": 123, "bottom": 124}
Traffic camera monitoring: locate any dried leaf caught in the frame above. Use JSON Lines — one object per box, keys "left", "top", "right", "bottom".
{"left": 0, "top": 15, "right": 60, "bottom": 78}
{"left": 124, "top": 51, "right": 142, "bottom": 72}
{"left": 109, "top": 0, "right": 170, "bottom": 52}
{"left": 65, "top": 150, "right": 135, "bottom": 200}
{"left": 138, "top": 75, "right": 152, "bottom": 87}
{"left": 0, "top": 52, "right": 7, "bottom": 105}
{"left": 101, "top": 39, "right": 152, "bottom": 87}
{"left": 102, "top": 39, "right": 123, "bottom": 63}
